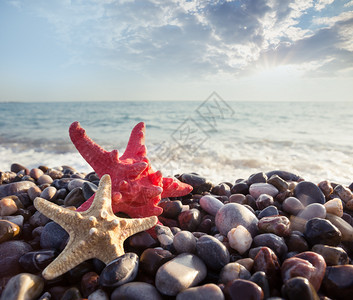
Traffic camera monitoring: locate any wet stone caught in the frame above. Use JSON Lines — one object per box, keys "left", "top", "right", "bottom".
{"left": 64, "top": 187, "right": 86, "bottom": 208}
{"left": 140, "top": 248, "right": 174, "bottom": 276}
{"left": 253, "top": 233, "right": 288, "bottom": 260}
{"left": 179, "top": 173, "right": 213, "bottom": 194}
{"left": 128, "top": 231, "right": 158, "bottom": 251}
{"left": 159, "top": 200, "right": 183, "bottom": 219}
{"left": 19, "top": 249, "right": 57, "bottom": 273}
{"left": 227, "top": 225, "right": 252, "bottom": 254}
{"left": 27, "top": 185, "right": 42, "bottom": 201}
{"left": 0, "top": 240, "right": 32, "bottom": 278}
{"left": 81, "top": 271, "right": 100, "bottom": 298}
{"left": 266, "top": 170, "right": 303, "bottom": 182}
{"left": 293, "top": 181, "right": 325, "bottom": 206}
{"left": 236, "top": 258, "right": 254, "bottom": 272}
{"left": 333, "top": 184, "right": 353, "bottom": 203}
{"left": 173, "top": 230, "right": 197, "bottom": 254}
{"left": 199, "top": 195, "right": 224, "bottom": 216}
{"left": 215, "top": 203, "right": 258, "bottom": 237}
{"left": 111, "top": 282, "right": 162, "bottom": 300}
{"left": 99, "top": 253, "right": 139, "bottom": 288}
{"left": 225, "top": 279, "right": 264, "bottom": 300}
{"left": 312, "top": 244, "right": 349, "bottom": 266}
{"left": 37, "top": 174, "right": 53, "bottom": 185}
{"left": 67, "top": 178, "right": 86, "bottom": 191}
{"left": 0, "top": 196, "right": 18, "bottom": 216}
{"left": 286, "top": 232, "right": 309, "bottom": 253}
{"left": 229, "top": 193, "right": 246, "bottom": 204}
{"left": 258, "top": 205, "right": 278, "bottom": 219}
{"left": 250, "top": 271, "right": 270, "bottom": 299}
{"left": 0, "top": 215, "right": 24, "bottom": 228}
{"left": 155, "top": 224, "right": 174, "bottom": 250}
{"left": 324, "top": 198, "right": 343, "bottom": 217}
{"left": 326, "top": 213, "right": 353, "bottom": 242}
{"left": 0, "top": 220, "right": 20, "bottom": 243}
{"left": 267, "top": 175, "right": 289, "bottom": 192}
{"left": 322, "top": 265, "right": 353, "bottom": 300}
{"left": 281, "top": 251, "right": 326, "bottom": 291}
{"left": 52, "top": 178, "right": 72, "bottom": 190}
{"left": 40, "top": 221, "right": 69, "bottom": 251}
{"left": 87, "top": 289, "right": 109, "bottom": 300}
{"left": 230, "top": 182, "right": 249, "bottom": 195}
{"left": 282, "top": 197, "right": 304, "bottom": 216}
{"left": 40, "top": 186, "right": 57, "bottom": 202}
{"left": 256, "top": 194, "right": 274, "bottom": 210}
{"left": 249, "top": 183, "right": 279, "bottom": 199}
{"left": 11, "top": 163, "right": 29, "bottom": 174}
{"left": 155, "top": 253, "right": 207, "bottom": 296}
{"left": 29, "top": 211, "right": 50, "bottom": 227}
{"left": 318, "top": 180, "right": 333, "bottom": 198}
{"left": 178, "top": 208, "right": 201, "bottom": 231}
{"left": 304, "top": 218, "right": 342, "bottom": 247}
{"left": 253, "top": 247, "right": 281, "bottom": 288}
{"left": 298, "top": 203, "right": 326, "bottom": 220}
{"left": 218, "top": 262, "right": 251, "bottom": 285}
{"left": 1, "top": 273, "right": 44, "bottom": 300}
{"left": 196, "top": 234, "right": 230, "bottom": 271}
{"left": 212, "top": 183, "right": 231, "bottom": 197}
{"left": 60, "top": 287, "right": 82, "bottom": 300}
{"left": 176, "top": 283, "right": 224, "bottom": 300}
{"left": 258, "top": 215, "right": 291, "bottom": 237}
{"left": 248, "top": 172, "right": 268, "bottom": 185}
{"left": 281, "top": 276, "right": 319, "bottom": 300}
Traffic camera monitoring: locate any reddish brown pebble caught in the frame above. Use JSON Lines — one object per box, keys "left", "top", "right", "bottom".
{"left": 318, "top": 180, "right": 333, "bottom": 198}
{"left": 225, "top": 279, "right": 264, "bottom": 300}
{"left": 258, "top": 215, "right": 291, "bottom": 237}
{"left": 253, "top": 247, "right": 281, "bottom": 288}
{"left": 281, "top": 251, "right": 326, "bottom": 291}
{"left": 81, "top": 271, "right": 100, "bottom": 298}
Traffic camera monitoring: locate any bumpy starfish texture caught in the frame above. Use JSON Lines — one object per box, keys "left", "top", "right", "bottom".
{"left": 69, "top": 121, "right": 192, "bottom": 218}
{"left": 34, "top": 174, "right": 158, "bottom": 280}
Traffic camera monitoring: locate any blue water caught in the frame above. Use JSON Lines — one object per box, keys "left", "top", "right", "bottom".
{"left": 1, "top": 100, "right": 353, "bottom": 184}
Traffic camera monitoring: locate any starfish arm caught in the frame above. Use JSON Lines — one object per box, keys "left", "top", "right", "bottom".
{"left": 42, "top": 237, "right": 90, "bottom": 280}
{"left": 34, "top": 197, "right": 80, "bottom": 232}
{"left": 123, "top": 215, "right": 158, "bottom": 237}
{"left": 69, "top": 121, "right": 112, "bottom": 177}
{"left": 161, "top": 177, "right": 193, "bottom": 198}
{"left": 120, "top": 122, "right": 147, "bottom": 160}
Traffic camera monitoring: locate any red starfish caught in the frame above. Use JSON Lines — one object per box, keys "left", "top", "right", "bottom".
{"left": 69, "top": 121, "right": 192, "bottom": 219}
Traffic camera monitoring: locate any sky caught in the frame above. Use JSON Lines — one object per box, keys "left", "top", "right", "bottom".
{"left": 0, "top": 0, "right": 352, "bottom": 102}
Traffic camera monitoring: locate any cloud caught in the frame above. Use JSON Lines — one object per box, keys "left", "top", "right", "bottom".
{"left": 7, "top": 0, "right": 353, "bottom": 79}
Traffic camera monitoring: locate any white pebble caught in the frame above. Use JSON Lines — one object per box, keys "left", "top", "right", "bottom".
{"left": 227, "top": 225, "right": 252, "bottom": 255}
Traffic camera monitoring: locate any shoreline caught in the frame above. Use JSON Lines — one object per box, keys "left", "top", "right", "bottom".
{"left": 1, "top": 163, "right": 353, "bottom": 299}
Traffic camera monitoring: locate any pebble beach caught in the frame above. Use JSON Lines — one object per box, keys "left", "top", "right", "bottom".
{"left": 1, "top": 163, "right": 353, "bottom": 299}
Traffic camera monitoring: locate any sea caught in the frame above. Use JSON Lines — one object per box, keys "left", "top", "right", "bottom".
{"left": 1, "top": 98, "right": 353, "bottom": 185}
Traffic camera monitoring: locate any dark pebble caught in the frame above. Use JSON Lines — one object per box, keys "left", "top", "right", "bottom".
{"left": 294, "top": 181, "right": 325, "bottom": 206}
{"left": 99, "top": 253, "right": 139, "bottom": 287}
{"left": 311, "top": 244, "right": 349, "bottom": 265}
{"left": 256, "top": 194, "right": 274, "bottom": 210}
{"left": 285, "top": 232, "right": 309, "bottom": 253}
{"left": 140, "top": 248, "right": 174, "bottom": 276}
{"left": 258, "top": 205, "right": 279, "bottom": 219}
{"left": 247, "top": 172, "right": 268, "bottom": 185}
{"left": 304, "top": 218, "right": 342, "bottom": 247}
{"left": 258, "top": 215, "right": 291, "bottom": 237}
{"left": 281, "top": 276, "right": 319, "bottom": 300}
{"left": 176, "top": 283, "right": 224, "bottom": 300}
{"left": 111, "top": 282, "right": 162, "bottom": 300}
{"left": 127, "top": 231, "right": 158, "bottom": 251}
{"left": 179, "top": 173, "right": 213, "bottom": 194}
{"left": 224, "top": 279, "right": 264, "bottom": 300}
{"left": 230, "top": 182, "right": 249, "bottom": 195}
{"left": 253, "top": 247, "right": 281, "bottom": 288}
{"left": 250, "top": 271, "right": 270, "bottom": 299}
{"left": 60, "top": 287, "right": 82, "bottom": 300}
{"left": 63, "top": 187, "right": 86, "bottom": 208}
{"left": 0, "top": 181, "right": 37, "bottom": 198}
{"left": 196, "top": 234, "right": 230, "bottom": 271}
{"left": 322, "top": 265, "right": 353, "bottom": 300}
{"left": 253, "top": 233, "right": 288, "bottom": 260}
{"left": 19, "top": 249, "right": 57, "bottom": 273}
{"left": 265, "top": 170, "right": 303, "bottom": 182}
{"left": 267, "top": 175, "right": 289, "bottom": 192}
{"left": 159, "top": 200, "right": 183, "bottom": 219}
{"left": 40, "top": 222, "right": 69, "bottom": 251}
{"left": 0, "top": 220, "right": 20, "bottom": 243}
{"left": 178, "top": 208, "right": 201, "bottom": 231}
{"left": 80, "top": 271, "right": 99, "bottom": 298}
{"left": 82, "top": 181, "right": 98, "bottom": 200}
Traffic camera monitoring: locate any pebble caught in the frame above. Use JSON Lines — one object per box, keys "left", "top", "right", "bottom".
{"left": 128, "top": 231, "right": 158, "bottom": 250}
{"left": 253, "top": 247, "right": 281, "bottom": 288}
{"left": 81, "top": 271, "right": 100, "bottom": 298}
{"left": 64, "top": 187, "right": 86, "bottom": 208}
{"left": 178, "top": 208, "right": 201, "bottom": 231}
{"left": 236, "top": 258, "right": 254, "bottom": 272}
{"left": 87, "top": 289, "right": 109, "bottom": 300}
{"left": 281, "top": 276, "right": 319, "bottom": 300}
{"left": 29, "top": 168, "right": 44, "bottom": 180}
{"left": 0, "top": 220, "right": 20, "bottom": 243}
{"left": 173, "top": 230, "right": 197, "bottom": 253}
{"left": 253, "top": 233, "right": 288, "bottom": 260}
{"left": 200, "top": 195, "right": 224, "bottom": 216}
{"left": 249, "top": 183, "right": 279, "bottom": 199}
{"left": 29, "top": 211, "right": 50, "bottom": 227}
{"left": 318, "top": 180, "right": 333, "bottom": 197}
{"left": 326, "top": 213, "right": 353, "bottom": 241}
{"left": 258, "top": 205, "right": 278, "bottom": 219}
{"left": 0, "top": 273, "right": 44, "bottom": 300}
{"left": 282, "top": 197, "right": 304, "bottom": 215}
{"left": 256, "top": 194, "right": 274, "bottom": 210}
{"left": 40, "top": 222, "right": 69, "bottom": 251}
{"left": 293, "top": 181, "right": 325, "bottom": 206}
{"left": 140, "top": 248, "right": 174, "bottom": 276}
{"left": 297, "top": 203, "right": 326, "bottom": 220}
{"left": 155, "top": 224, "right": 174, "bottom": 250}
{"left": 267, "top": 175, "right": 289, "bottom": 192}
{"left": 324, "top": 198, "right": 343, "bottom": 217}
{"left": 281, "top": 251, "right": 326, "bottom": 291}
{"left": 228, "top": 193, "right": 246, "bottom": 204}
{"left": 286, "top": 232, "right": 309, "bottom": 253}
{"left": 322, "top": 265, "right": 353, "bottom": 300}
{"left": 37, "top": 175, "right": 53, "bottom": 185}
{"left": 179, "top": 173, "right": 213, "bottom": 194}
{"left": 248, "top": 172, "right": 267, "bottom": 185}
{"left": 19, "top": 249, "right": 57, "bottom": 273}
{"left": 159, "top": 200, "right": 183, "bottom": 218}
{"left": 27, "top": 185, "right": 42, "bottom": 201}
{"left": 155, "top": 253, "right": 207, "bottom": 296}
{"left": 67, "top": 179, "right": 86, "bottom": 191}
{"left": 0, "top": 215, "right": 24, "bottom": 228}
{"left": 0, "top": 180, "right": 37, "bottom": 198}
{"left": 176, "top": 283, "right": 224, "bottom": 300}
{"left": 196, "top": 234, "right": 230, "bottom": 271}
{"left": 111, "top": 282, "right": 162, "bottom": 300}
{"left": 60, "top": 287, "right": 82, "bottom": 300}
{"left": 250, "top": 271, "right": 270, "bottom": 299}
{"left": 265, "top": 170, "right": 302, "bottom": 182}
{"left": 304, "top": 218, "right": 342, "bottom": 247}
{"left": 82, "top": 181, "right": 98, "bottom": 200}
{"left": 40, "top": 186, "right": 57, "bottom": 202}
{"left": 215, "top": 203, "right": 258, "bottom": 237}
{"left": 99, "top": 253, "right": 139, "bottom": 288}
{"left": 230, "top": 182, "right": 249, "bottom": 195}
{"left": 0, "top": 196, "right": 18, "bottom": 216}
{"left": 311, "top": 244, "right": 349, "bottom": 266}
{"left": 11, "top": 163, "right": 29, "bottom": 174}
{"left": 218, "top": 262, "right": 251, "bottom": 284}
{"left": 333, "top": 184, "right": 353, "bottom": 203}
{"left": 224, "top": 279, "right": 264, "bottom": 300}
{"left": 258, "top": 215, "right": 291, "bottom": 237}
{"left": 212, "top": 183, "right": 231, "bottom": 197}
{"left": 0, "top": 241, "right": 32, "bottom": 278}
{"left": 227, "top": 225, "right": 252, "bottom": 254}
